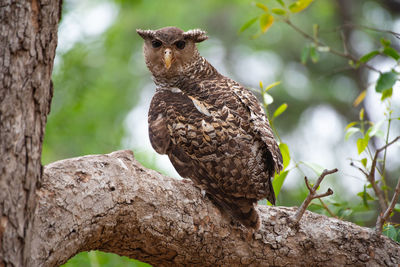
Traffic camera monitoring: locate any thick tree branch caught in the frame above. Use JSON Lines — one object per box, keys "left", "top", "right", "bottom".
{"left": 30, "top": 151, "right": 400, "bottom": 266}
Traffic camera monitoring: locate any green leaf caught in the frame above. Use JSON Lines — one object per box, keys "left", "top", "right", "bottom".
{"left": 239, "top": 17, "right": 259, "bottom": 33}
{"left": 256, "top": 2, "right": 269, "bottom": 12}
{"left": 264, "top": 81, "right": 281, "bottom": 92}
{"left": 359, "top": 108, "right": 364, "bottom": 120}
{"left": 361, "top": 158, "right": 367, "bottom": 167}
{"left": 275, "top": 0, "right": 285, "bottom": 7}
{"left": 353, "top": 90, "right": 366, "bottom": 107}
{"left": 345, "top": 121, "right": 358, "bottom": 131}
{"left": 345, "top": 127, "right": 360, "bottom": 140}
{"left": 383, "top": 224, "right": 398, "bottom": 240}
{"left": 383, "top": 47, "right": 400, "bottom": 61}
{"left": 279, "top": 143, "right": 290, "bottom": 169}
{"left": 263, "top": 92, "right": 274, "bottom": 105}
{"left": 301, "top": 45, "right": 310, "bottom": 64}
{"left": 302, "top": 161, "right": 324, "bottom": 176}
{"left": 376, "top": 71, "right": 398, "bottom": 93}
{"left": 359, "top": 51, "right": 379, "bottom": 63}
{"left": 260, "top": 13, "right": 274, "bottom": 33}
{"left": 271, "top": 8, "right": 286, "bottom": 15}
{"left": 289, "top": 0, "right": 314, "bottom": 13}
{"left": 310, "top": 45, "right": 319, "bottom": 63}
{"left": 273, "top": 170, "right": 288, "bottom": 198}
{"left": 380, "top": 38, "right": 391, "bottom": 47}
{"left": 357, "top": 185, "right": 374, "bottom": 208}
{"left": 338, "top": 208, "right": 353, "bottom": 219}
{"left": 394, "top": 203, "right": 400, "bottom": 213}
{"left": 348, "top": 59, "right": 360, "bottom": 69}
{"left": 273, "top": 103, "right": 288, "bottom": 118}
{"left": 381, "top": 88, "right": 393, "bottom": 101}
{"left": 381, "top": 185, "right": 390, "bottom": 191}
{"left": 313, "top": 24, "right": 319, "bottom": 40}
{"left": 366, "top": 121, "right": 384, "bottom": 138}
{"left": 357, "top": 135, "right": 369, "bottom": 154}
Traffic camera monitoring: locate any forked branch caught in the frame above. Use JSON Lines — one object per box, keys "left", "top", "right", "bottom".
{"left": 352, "top": 136, "right": 400, "bottom": 212}
{"left": 293, "top": 168, "right": 338, "bottom": 222}
{"left": 376, "top": 177, "right": 400, "bottom": 234}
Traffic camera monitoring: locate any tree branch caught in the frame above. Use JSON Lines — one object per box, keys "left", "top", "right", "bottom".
{"left": 293, "top": 169, "right": 337, "bottom": 222}
{"left": 318, "top": 198, "right": 338, "bottom": 218}
{"left": 376, "top": 177, "right": 400, "bottom": 234}
{"left": 30, "top": 151, "right": 400, "bottom": 266}
{"left": 284, "top": 19, "right": 382, "bottom": 74}
{"left": 349, "top": 136, "right": 400, "bottom": 213}
{"left": 339, "top": 23, "right": 400, "bottom": 39}
{"left": 369, "top": 136, "right": 400, "bottom": 211}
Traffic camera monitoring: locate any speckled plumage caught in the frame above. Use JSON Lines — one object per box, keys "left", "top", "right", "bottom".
{"left": 137, "top": 27, "right": 283, "bottom": 229}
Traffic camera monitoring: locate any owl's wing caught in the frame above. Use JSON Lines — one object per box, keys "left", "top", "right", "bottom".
{"left": 148, "top": 89, "right": 217, "bottom": 180}
{"left": 148, "top": 92, "right": 170, "bottom": 155}
{"left": 228, "top": 80, "right": 284, "bottom": 175}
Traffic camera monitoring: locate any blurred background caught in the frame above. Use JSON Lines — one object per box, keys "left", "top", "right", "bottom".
{"left": 42, "top": 0, "right": 400, "bottom": 266}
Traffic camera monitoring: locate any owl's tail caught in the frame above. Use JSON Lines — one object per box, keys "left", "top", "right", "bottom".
{"left": 207, "top": 192, "right": 261, "bottom": 230}
{"left": 204, "top": 176, "right": 275, "bottom": 230}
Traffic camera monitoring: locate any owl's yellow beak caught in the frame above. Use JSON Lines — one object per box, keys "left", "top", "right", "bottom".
{"left": 163, "top": 48, "right": 173, "bottom": 70}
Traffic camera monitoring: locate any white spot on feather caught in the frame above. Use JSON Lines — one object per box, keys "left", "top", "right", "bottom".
{"left": 170, "top": 87, "right": 182, "bottom": 93}
{"left": 190, "top": 96, "right": 211, "bottom": 116}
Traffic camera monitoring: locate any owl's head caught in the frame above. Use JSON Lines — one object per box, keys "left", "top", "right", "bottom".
{"left": 137, "top": 27, "right": 208, "bottom": 78}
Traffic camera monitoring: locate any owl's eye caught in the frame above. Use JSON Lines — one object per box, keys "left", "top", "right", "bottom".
{"left": 151, "top": 40, "right": 162, "bottom": 48}
{"left": 175, "top": 40, "right": 186, "bottom": 50}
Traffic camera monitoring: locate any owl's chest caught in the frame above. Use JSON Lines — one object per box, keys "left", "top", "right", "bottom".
{"left": 151, "top": 87, "right": 254, "bottom": 152}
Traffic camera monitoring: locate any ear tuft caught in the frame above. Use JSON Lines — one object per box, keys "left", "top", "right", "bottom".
{"left": 136, "top": 29, "right": 156, "bottom": 40}
{"left": 183, "top": 29, "right": 208, "bottom": 43}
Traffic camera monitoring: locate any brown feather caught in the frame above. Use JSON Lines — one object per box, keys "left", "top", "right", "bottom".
{"left": 140, "top": 27, "right": 283, "bottom": 229}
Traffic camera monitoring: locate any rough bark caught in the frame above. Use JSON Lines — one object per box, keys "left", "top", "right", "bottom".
{"left": 31, "top": 150, "right": 400, "bottom": 267}
{"left": 0, "top": 0, "right": 61, "bottom": 265}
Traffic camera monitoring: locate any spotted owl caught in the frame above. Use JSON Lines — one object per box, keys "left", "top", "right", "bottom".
{"left": 137, "top": 27, "right": 283, "bottom": 229}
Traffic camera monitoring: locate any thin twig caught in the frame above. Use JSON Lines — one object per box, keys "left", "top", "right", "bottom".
{"left": 340, "top": 30, "right": 348, "bottom": 55}
{"left": 352, "top": 159, "right": 386, "bottom": 212}
{"left": 376, "top": 177, "right": 400, "bottom": 234}
{"left": 350, "top": 162, "right": 369, "bottom": 177}
{"left": 369, "top": 136, "right": 400, "bottom": 211}
{"left": 340, "top": 23, "right": 400, "bottom": 39}
{"left": 293, "top": 168, "right": 338, "bottom": 222}
{"left": 318, "top": 198, "right": 338, "bottom": 218}
{"left": 284, "top": 19, "right": 382, "bottom": 74}
{"left": 381, "top": 115, "right": 393, "bottom": 203}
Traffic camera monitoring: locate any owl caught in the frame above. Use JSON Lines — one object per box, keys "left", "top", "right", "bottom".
{"left": 137, "top": 27, "right": 283, "bottom": 229}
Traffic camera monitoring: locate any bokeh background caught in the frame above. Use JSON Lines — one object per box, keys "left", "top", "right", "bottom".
{"left": 43, "top": 0, "right": 400, "bottom": 266}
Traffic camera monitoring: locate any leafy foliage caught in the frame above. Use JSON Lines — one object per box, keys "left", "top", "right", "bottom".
{"left": 244, "top": 0, "right": 400, "bottom": 241}
{"left": 383, "top": 224, "right": 400, "bottom": 242}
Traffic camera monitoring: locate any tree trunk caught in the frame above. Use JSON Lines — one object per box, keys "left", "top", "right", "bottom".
{"left": 32, "top": 150, "right": 400, "bottom": 266}
{"left": 0, "top": 0, "right": 61, "bottom": 265}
